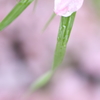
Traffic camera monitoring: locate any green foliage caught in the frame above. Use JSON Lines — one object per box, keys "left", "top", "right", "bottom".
{"left": 52, "top": 12, "right": 76, "bottom": 70}
{"left": 30, "top": 12, "right": 76, "bottom": 92}
{"left": 33, "top": 0, "right": 38, "bottom": 12}
{"left": 92, "top": 0, "right": 100, "bottom": 16}
{"left": 0, "top": 0, "right": 34, "bottom": 31}
{"left": 42, "top": 12, "right": 56, "bottom": 32}
{"left": 30, "top": 70, "right": 53, "bottom": 92}
{"left": 0, "top": 0, "right": 76, "bottom": 93}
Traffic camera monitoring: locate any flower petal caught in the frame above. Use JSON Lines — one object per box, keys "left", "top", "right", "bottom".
{"left": 54, "top": 0, "right": 84, "bottom": 17}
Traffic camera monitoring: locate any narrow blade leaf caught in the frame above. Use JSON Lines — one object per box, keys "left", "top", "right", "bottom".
{"left": 29, "top": 71, "right": 53, "bottom": 92}
{"left": 52, "top": 12, "right": 76, "bottom": 70}
{"left": 33, "top": 0, "right": 38, "bottom": 12}
{"left": 42, "top": 12, "right": 56, "bottom": 32}
{"left": 0, "top": 0, "right": 34, "bottom": 31}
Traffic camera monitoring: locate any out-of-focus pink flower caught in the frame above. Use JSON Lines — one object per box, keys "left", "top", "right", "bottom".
{"left": 54, "top": 0, "right": 84, "bottom": 17}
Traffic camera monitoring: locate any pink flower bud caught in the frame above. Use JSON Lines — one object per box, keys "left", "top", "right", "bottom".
{"left": 54, "top": 0, "right": 84, "bottom": 17}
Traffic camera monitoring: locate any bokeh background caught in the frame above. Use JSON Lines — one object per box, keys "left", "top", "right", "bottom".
{"left": 0, "top": 0, "right": 100, "bottom": 100}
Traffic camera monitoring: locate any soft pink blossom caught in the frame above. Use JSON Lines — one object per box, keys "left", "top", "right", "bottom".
{"left": 54, "top": 0, "right": 84, "bottom": 17}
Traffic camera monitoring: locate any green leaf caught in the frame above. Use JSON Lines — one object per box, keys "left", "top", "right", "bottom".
{"left": 42, "top": 12, "right": 56, "bottom": 32}
{"left": 33, "top": 0, "right": 38, "bottom": 12}
{"left": 29, "top": 13, "right": 76, "bottom": 93}
{"left": 29, "top": 70, "right": 53, "bottom": 92}
{"left": 92, "top": 0, "right": 100, "bottom": 16}
{"left": 28, "top": 13, "right": 76, "bottom": 93}
{"left": 52, "top": 12, "right": 76, "bottom": 70}
{"left": 0, "top": 0, "right": 34, "bottom": 31}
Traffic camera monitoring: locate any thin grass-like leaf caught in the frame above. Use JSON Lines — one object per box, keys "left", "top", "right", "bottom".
{"left": 42, "top": 12, "right": 56, "bottom": 32}
{"left": 52, "top": 12, "right": 76, "bottom": 70}
{"left": 29, "top": 70, "right": 53, "bottom": 92}
{"left": 29, "top": 13, "right": 76, "bottom": 93}
{"left": 23, "top": 71, "right": 53, "bottom": 99}
{"left": 0, "top": 0, "right": 34, "bottom": 31}
{"left": 33, "top": 0, "right": 38, "bottom": 12}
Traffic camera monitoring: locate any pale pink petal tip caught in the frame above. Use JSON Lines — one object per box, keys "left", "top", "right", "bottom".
{"left": 54, "top": 0, "right": 84, "bottom": 17}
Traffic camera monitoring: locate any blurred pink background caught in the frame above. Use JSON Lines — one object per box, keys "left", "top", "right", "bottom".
{"left": 0, "top": 0, "right": 100, "bottom": 100}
